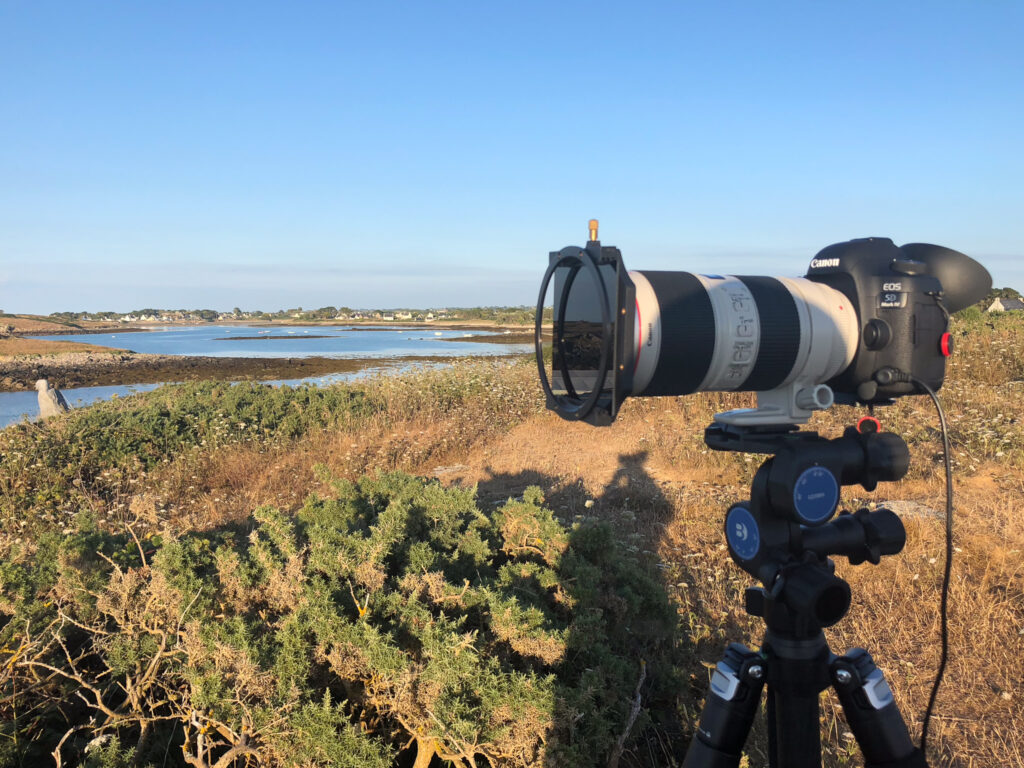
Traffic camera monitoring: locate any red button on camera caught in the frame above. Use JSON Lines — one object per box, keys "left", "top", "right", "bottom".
{"left": 940, "top": 332, "right": 953, "bottom": 357}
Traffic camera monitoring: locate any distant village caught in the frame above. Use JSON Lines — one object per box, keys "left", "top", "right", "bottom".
{"left": 41, "top": 305, "right": 538, "bottom": 325}
{"left": 987, "top": 296, "right": 1024, "bottom": 312}
{"left": 22, "top": 292, "right": 1022, "bottom": 328}
{"left": 70, "top": 309, "right": 455, "bottom": 323}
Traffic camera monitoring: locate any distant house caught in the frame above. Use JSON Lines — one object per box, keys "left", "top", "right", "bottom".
{"left": 987, "top": 297, "right": 1024, "bottom": 312}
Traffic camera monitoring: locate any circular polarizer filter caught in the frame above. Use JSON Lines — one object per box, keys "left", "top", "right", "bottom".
{"left": 536, "top": 247, "right": 612, "bottom": 421}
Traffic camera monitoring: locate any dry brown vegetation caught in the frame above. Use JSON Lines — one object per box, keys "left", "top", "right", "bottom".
{"left": 125, "top": 321, "right": 1021, "bottom": 766}
{"left": 2, "top": 313, "right": 1022, "bottom": 766}
{"left": 0, "top": 337, "right": 122, "bottom": 357}
{"left": 0, "top": 315, "right": 81, "bottom": 334}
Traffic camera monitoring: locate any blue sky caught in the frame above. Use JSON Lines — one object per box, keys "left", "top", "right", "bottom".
{"left": 1, "top": 1, "right": 1021, "bottom": 313}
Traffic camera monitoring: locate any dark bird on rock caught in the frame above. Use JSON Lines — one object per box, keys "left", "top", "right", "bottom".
{"left": 36, "top": 379, "right": 70, "bottom": 418}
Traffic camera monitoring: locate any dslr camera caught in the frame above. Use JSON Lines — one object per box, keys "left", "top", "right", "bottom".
{"left": 536, "top": 222, "right": 991, "bottom": 427}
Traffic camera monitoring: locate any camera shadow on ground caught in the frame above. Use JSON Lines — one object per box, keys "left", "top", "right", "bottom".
{"left": 469, "top": 448, "right": 768, "bottom": 767}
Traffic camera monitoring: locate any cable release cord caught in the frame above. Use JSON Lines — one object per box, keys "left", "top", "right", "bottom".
{"left": 908, "top": 375, "right": 954, "bottom": 756}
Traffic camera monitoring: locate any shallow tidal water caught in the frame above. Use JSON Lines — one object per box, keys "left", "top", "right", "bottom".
{"left": 29, "top": 324, "right": 524, "bottom": 359}
{"left": 0, "top": 383, "right": 163, "bottom": 429}
{"left": 2, "top": 324, "right": 530, "bottom": 428}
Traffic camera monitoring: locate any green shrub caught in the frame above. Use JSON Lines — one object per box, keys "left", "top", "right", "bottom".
{"left": 1, "top": 472, "right": 678, "bottom": 767}
{"left": 0, "top": 359, "right": 542, "bottom": 548}
{"left": 0, "top": 381, "right": 367, "bottom": 544}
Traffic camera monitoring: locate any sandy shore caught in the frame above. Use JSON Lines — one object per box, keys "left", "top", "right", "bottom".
{"left": 0, "top": 351, "right": 526, "bottom": 392}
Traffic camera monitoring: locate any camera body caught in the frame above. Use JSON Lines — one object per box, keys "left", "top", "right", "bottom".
{"left": 803, "top": 237, "right": 949, "bottom": 405}
{"left": 536, "top": 234, "right": 991, "bottom": 426}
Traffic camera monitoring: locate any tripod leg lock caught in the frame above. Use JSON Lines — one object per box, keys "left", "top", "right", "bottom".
{"left": 833, "top": 648, "right": 928, "bottom": 767}
{"left": 683, "top": 643, "right": 766, "bottom": 768}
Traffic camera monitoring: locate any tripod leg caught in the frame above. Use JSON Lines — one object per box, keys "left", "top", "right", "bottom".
{"left": 832, "top": 649, "right": 929, "bottom": 768}
{"left": 766, "top": 684, "right": 824, "bottom": 768}
{"left": 683, "top": 643, "right": 765, "bottom": 768}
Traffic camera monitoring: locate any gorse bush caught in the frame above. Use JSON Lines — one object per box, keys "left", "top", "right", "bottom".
{"left": 0, "top": 381, "right": 366, "bottom": 539}
{"left": 0, "top": 359, "right": 549, "bottom": 766}
{"left": 0, "top": 472, "right": 677, "bottom": 767}
{"left": 0, "top": 360, "right": 541, "bottom": 543}
{"left": 3, "top": 319, "right": 1021, "bottom": 767}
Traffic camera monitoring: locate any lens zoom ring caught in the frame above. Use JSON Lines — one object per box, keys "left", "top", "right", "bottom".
{"left": 737, "top": 276, "right": 800, "bottom": 390}
{"left": 643, "top": 271, "right": 715, "bottom": 395}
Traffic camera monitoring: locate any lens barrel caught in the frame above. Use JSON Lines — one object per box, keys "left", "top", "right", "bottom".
{"left": 538, "top": 243, "right": 858, "bottom": 424}
{"left": 630, "top": 270, "right": 856, "bottom": 399}
{"left": 630, "top": 271, "right": 857, "bottom": 398}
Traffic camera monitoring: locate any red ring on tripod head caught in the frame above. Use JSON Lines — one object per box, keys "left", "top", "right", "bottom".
{"left": 857, "top": 416, "right": 882, "bottom": 434}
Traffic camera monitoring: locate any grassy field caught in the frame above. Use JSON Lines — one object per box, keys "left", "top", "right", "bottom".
{"left": 0, "top": 313, "right": 1021, "bottom": 767}
{"left": 0, "top": 315, "right": 86, "bottom": 334}
{"left": 0, "top": 337, "right": 123, "bottom": 358}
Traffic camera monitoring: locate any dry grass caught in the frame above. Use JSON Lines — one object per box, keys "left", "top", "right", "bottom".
{"left": 0, "top": 336, "right": 121, "bottom": 357}
{"left": 0, "top": 314, "right": 82, "bottom": 334}
{"left": 450, "top": 398, "right": 1023, "bottom": 767}
{"left": 47, "top": 317, "right": 1023, "bottom": 767}
{"left": 135, "top": 402, "right": 1020, "bottom": 764}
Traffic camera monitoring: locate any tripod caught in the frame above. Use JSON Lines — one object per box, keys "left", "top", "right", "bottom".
{"left": 682, "top": 422, "right": 929, "bottom": 768}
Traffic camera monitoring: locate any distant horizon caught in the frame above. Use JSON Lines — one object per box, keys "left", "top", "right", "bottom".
{"left": 7, "top": 235, "right": 1024, "bottom": 317}
{"left": 9, "top": 281, "right": 1023, "bottom": 320}
{"left": 8, "top": 305, "right": 538, "bottom": 318}
{"left": 7, "top": 242, "right": 1022, "bottom": 317}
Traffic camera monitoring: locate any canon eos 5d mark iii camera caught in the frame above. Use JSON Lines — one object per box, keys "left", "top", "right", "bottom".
{"left": 535, "top": 222, "right": 992, "bottom": 427}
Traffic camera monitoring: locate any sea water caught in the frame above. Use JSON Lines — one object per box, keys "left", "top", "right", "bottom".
{"left": 28, "top": 324, "right": 522, "bottom": 359}
{"left": 0, "top": 325, "right": 530, "bottom": 429}
{"left": 0, "top": 383, "right": 163, "bottom": 429}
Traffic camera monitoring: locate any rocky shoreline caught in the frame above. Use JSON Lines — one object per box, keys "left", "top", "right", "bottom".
{"left": 444, "top": 331, "right": 534, "bottom": 345}
{"left": 0, "top": 351, "right": 526, "bottom": 392}
{"left": 8, "top": 324, "right": 143, "bottom": 336}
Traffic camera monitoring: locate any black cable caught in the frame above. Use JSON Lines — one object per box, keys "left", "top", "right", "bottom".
{"left": 909, "top": 375, "right": 954, "bottom": 756}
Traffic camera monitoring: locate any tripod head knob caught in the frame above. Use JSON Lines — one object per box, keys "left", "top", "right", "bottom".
{"left": 743, "top": 557, "right": 853, "bottom": 630}
{"left": 780, "top": 560, "right": 852, "bottom": 628}
{"left": 801, "top": 508, "right": 907, "bottom": 566}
